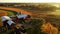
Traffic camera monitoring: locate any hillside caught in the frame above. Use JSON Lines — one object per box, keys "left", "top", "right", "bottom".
{"left": 0, "top": 3, "right": 60, "bottom": 34}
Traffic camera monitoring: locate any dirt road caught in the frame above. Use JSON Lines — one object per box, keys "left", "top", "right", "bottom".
{"left": 0, "top": 6, "right": 32, "bottom": 15}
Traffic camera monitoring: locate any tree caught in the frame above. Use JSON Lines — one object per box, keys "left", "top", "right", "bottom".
{"left": 0, "top": 10, "right": 7, "bottom": 27}
{"left": 26, "top": 18, "right": 44, "bottom": 34}
{"left": 0, "top": 10, "right": 7, "bottom": 16}
{"left": 41, "top": 22, "right": 58, "bottom": 34}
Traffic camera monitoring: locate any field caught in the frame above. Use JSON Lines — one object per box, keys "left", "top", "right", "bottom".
{"left": 0, "top": 3, "right": 60, "bottom": 34}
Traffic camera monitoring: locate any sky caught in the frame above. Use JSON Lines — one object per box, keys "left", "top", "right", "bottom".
{"left": 0, "top": 0, "right": 60, "bottom": 3}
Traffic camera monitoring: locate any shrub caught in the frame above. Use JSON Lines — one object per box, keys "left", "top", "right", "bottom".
{"left": 26, "top": 18, "right": 44, "bottom": 34}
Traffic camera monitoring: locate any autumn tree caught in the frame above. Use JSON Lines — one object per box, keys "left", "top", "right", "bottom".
{"left": 41, "top": 22, "right": 58, "bottom": 34}
{"left": 0, "top": 10, "right": 7, "bottom": 16}
{"left": 0, "top": 10, "right": 7, "bottom": 26}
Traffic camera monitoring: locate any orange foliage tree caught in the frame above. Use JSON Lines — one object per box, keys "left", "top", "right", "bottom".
{"left": 0, "top": 10, "right": 7, "bottom": 26}
{"left": 0, "top": 10, "right": 7, "bottom": 16}
{"left": 41, "top": 22, "right": 58, "bottom": 34}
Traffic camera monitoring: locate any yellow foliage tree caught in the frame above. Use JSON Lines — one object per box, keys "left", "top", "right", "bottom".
{"left": 0, "top": 10, "right": 7, "bottom": 27}
{"left": 0, "top": 10, "right": 7, "bottom": 16}
{"left": 41, "top": 22, "right": 58, "bottom": 34}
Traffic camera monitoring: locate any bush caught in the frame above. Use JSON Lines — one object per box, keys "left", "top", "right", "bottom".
{"left": 26, "top": 18, "right": 44, "bottom": 34}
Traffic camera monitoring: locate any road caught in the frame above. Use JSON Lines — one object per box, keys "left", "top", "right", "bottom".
{"left": 0, "top": 6, "right": 32, "bottom": 16}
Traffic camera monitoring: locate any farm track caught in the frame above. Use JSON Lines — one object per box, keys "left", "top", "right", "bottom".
{"left": 0, "top": 6, "right": 32, "bottom": 16}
